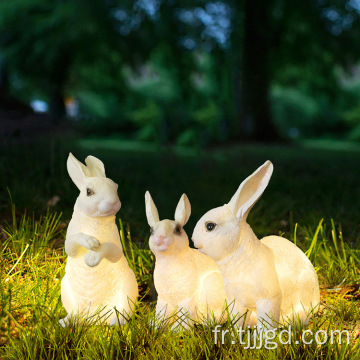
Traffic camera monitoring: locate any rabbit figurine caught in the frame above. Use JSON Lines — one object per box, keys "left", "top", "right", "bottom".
{"left": 191, "top": 161, "right": 320, "bottom": 329}
{"left": 145, "top": 191, "right": 227, "bottom": 329}
{"left": 60, "top": 153, "right": 138, "bottom": 326}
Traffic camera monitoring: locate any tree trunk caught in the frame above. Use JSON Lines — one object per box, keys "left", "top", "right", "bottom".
{"left": 49, "top": 87, "right": 66, "bottom": 120}
{"left": 0, "top": 56, "right": 9, "bottom": 97}
{"left": 239, "top": 0, "right": 279, "bottom": 141}
{"left": 49, "top": 53, "right": 70, "bottom": 121}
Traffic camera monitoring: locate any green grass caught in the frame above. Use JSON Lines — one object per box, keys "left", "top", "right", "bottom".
{"left": 1, "top": 136, "right": 360, "bottom": 242}
{"left": 1, "top": 136, "right": 360, "bottom": 358}
{"left": 0, "top": 208, "right": 359, "bottom": 359}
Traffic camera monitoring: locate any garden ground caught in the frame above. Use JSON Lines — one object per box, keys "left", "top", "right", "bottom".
{"left": 0, "top": 135, "right": 359, "bottom": 358}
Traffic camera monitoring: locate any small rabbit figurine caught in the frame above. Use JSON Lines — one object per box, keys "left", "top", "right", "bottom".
{"left": 145, "top": 191, "right": 227, "bottom": 329}
{"left": 192, "top": 161, "right": 320, "bottom": 329}
{"left": 60, "top": 153, "right": 138, "bottom": 326}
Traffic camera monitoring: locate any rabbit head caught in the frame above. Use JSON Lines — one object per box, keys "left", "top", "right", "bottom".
{"left": 191, "top": 161, "right": 273, "bottom": 261}
{"left": 67, "top": 153, "right": 121, "bottom": 217}
{"left": 145, "top": 191, "right": 191, "bottom": 254}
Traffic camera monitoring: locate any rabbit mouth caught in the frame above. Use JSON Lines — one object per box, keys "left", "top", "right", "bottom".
{"left": 154, "top": 243, "right": 174, "bottom": 251}
{"left": 155, "top": 244, "right": 169, "bottom": 251}
{"left": 98, "top": 201, "right": 121, "bottom": 216}
{"left": 192, "top": 239, "right": 203, "bottom": 250}
{"left": 107, "top": 205, "right": 121, "bottom": 216}
{"left": 98, "top": 209, "right": 118, "bottom": 217}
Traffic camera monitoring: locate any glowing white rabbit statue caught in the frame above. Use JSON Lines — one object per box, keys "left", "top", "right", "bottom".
{"left": 145, "top": 191, "right": 227, "bottom": 329}
{"left": 60, "top": 153, "right": 138, "bottom": 326}
{"left": 192, "top": 161, "right": 320, "bottom": 329}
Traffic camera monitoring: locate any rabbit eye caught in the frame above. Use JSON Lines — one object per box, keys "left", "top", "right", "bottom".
{"left": 174, "top": 225, "right": 181, "bottom": 235}
{"left": 150, "top": 227, "right": 154, "bottom": 235}
{"left": 86, "top": 188, "right": 94, "bottom": 196}
{"left": 206, "top": 222, "right": 216, "bottom": 232}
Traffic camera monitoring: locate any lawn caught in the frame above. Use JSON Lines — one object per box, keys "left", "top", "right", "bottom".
{"left": 0, "top": 136, "right": 360, "bottom": 358}
{"left": 2, "top": 136, "right": 360, "bottom": 239}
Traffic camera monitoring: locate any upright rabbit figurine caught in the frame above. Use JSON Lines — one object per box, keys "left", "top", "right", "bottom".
{"left": 192, "top": 161, "right": 320, "bottom": 329}
{"left": 145, "top": 191, "right": 227, "bottom": 329}
{"left": 60, "top": 153, "right": 138, "bottom": 326}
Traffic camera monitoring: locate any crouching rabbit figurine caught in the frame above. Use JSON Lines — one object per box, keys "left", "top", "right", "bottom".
{"left": 60, "top": 153, "right": 138, "bottom": 326}
{"left": 192, "top": 161, "right": 320, "bottom": 329}
{"left": 145, "top": 191, "right": 227, "bottom": 329}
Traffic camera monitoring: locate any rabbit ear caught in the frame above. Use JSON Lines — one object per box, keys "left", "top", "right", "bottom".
{"left": 228, "top": 160, "right": 273, "bottom": 221}
{"left": 85, "top": 156, "right": 106, "bottom": 177}
{"left": 67, "top": 153, "right": 89, "bottom": 190}
{"left": 174, "top": 194, "right": 191, "bottom": 226}
{"left": 145, "top": 191, "right": 160, "bottom": 227}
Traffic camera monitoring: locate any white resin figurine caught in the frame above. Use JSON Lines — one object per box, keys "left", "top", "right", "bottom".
{"left": 145, "top": 191, "right": 227, "bottom": 329}
{"left": 192, "top": 161, "right": 320, "bottom": 329}
{"left": 60, "top": 153, "right": 138, "bottom": 326}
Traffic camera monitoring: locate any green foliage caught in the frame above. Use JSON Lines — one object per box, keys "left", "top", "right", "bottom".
{"left": 123, "top": 57, "right": 179, "bottom": 103}
{"left": 177, "top": 101, "right": 225, "bottom": 147}
{"left": 0, "top": 0, "right": 130, "bottom": 115}
{"left": 302, "top": 219, "right": 360, "bottom": 287}
{"left": 129, "top": 99, "right": 165, "bottom": 142}
{"left": 1, "top": 0, "right": 360, "bottom": 140}
{"left": 271, "top": 86, "right": 320, "bottom": 139}
{"left": 76, "top": 92, "right": 120, "bottom": 120}
{"left": 341, "top": 77, "right": 360, "bottom": 140}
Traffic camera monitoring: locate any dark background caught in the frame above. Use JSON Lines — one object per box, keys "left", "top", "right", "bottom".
{"left": 1, "top": 0, "right": 360, "bottom": 244}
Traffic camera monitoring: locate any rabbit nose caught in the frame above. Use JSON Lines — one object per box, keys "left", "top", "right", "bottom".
{"left": 155, "top": 236, "right": 174, "bottom": 247}
{"left": 99, "top": 200, "right": 120, "bottom": 213}
{"left": 155, "top": 236, "right": 166, "bottom": 246}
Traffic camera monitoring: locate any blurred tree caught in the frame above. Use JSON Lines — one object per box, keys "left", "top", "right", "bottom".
{"left": 0, "top": 0, "right": 130, "bottom": 118}
{"left": 1, "top": 0, "right": 360, "bottom": 141}
{"left": 0, "top": 55, "right": 9, "bottom": 96}
{"left": 228, "top": 0, "right": 360, "bottom": 140}
{"left": 271, "top": 0, "right": 360, "bottom": 93}
{"left": 239, "top": 0, "right": 278, "bottom": 140}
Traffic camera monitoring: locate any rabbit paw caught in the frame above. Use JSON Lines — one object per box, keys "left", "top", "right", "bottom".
{"left": 82, "top": 235, "right": 100, "bottom": 251}
{"left": 84, "top": 250, "right": 104, "bottom": 267}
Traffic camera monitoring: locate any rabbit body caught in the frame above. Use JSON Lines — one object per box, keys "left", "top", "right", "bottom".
{"left": 61, "top": 209, "right": 138, "bottom": 324}
{"left": 153, "top": 233, "right": 226, "bottom": 323}
{"left": 60, "top": 154, "right": 138, "bottom": 326}
{"left": 145, "top": 192, "right": 227, "bottom": 328}
{"left": 260, "top": 235, "right": 320, "bottom": 324}
{"left": 214, "top": 221, "right": 281, "bottom": 327}
{"left": 192, "top": 161, "right": 320, "bottom": 329}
